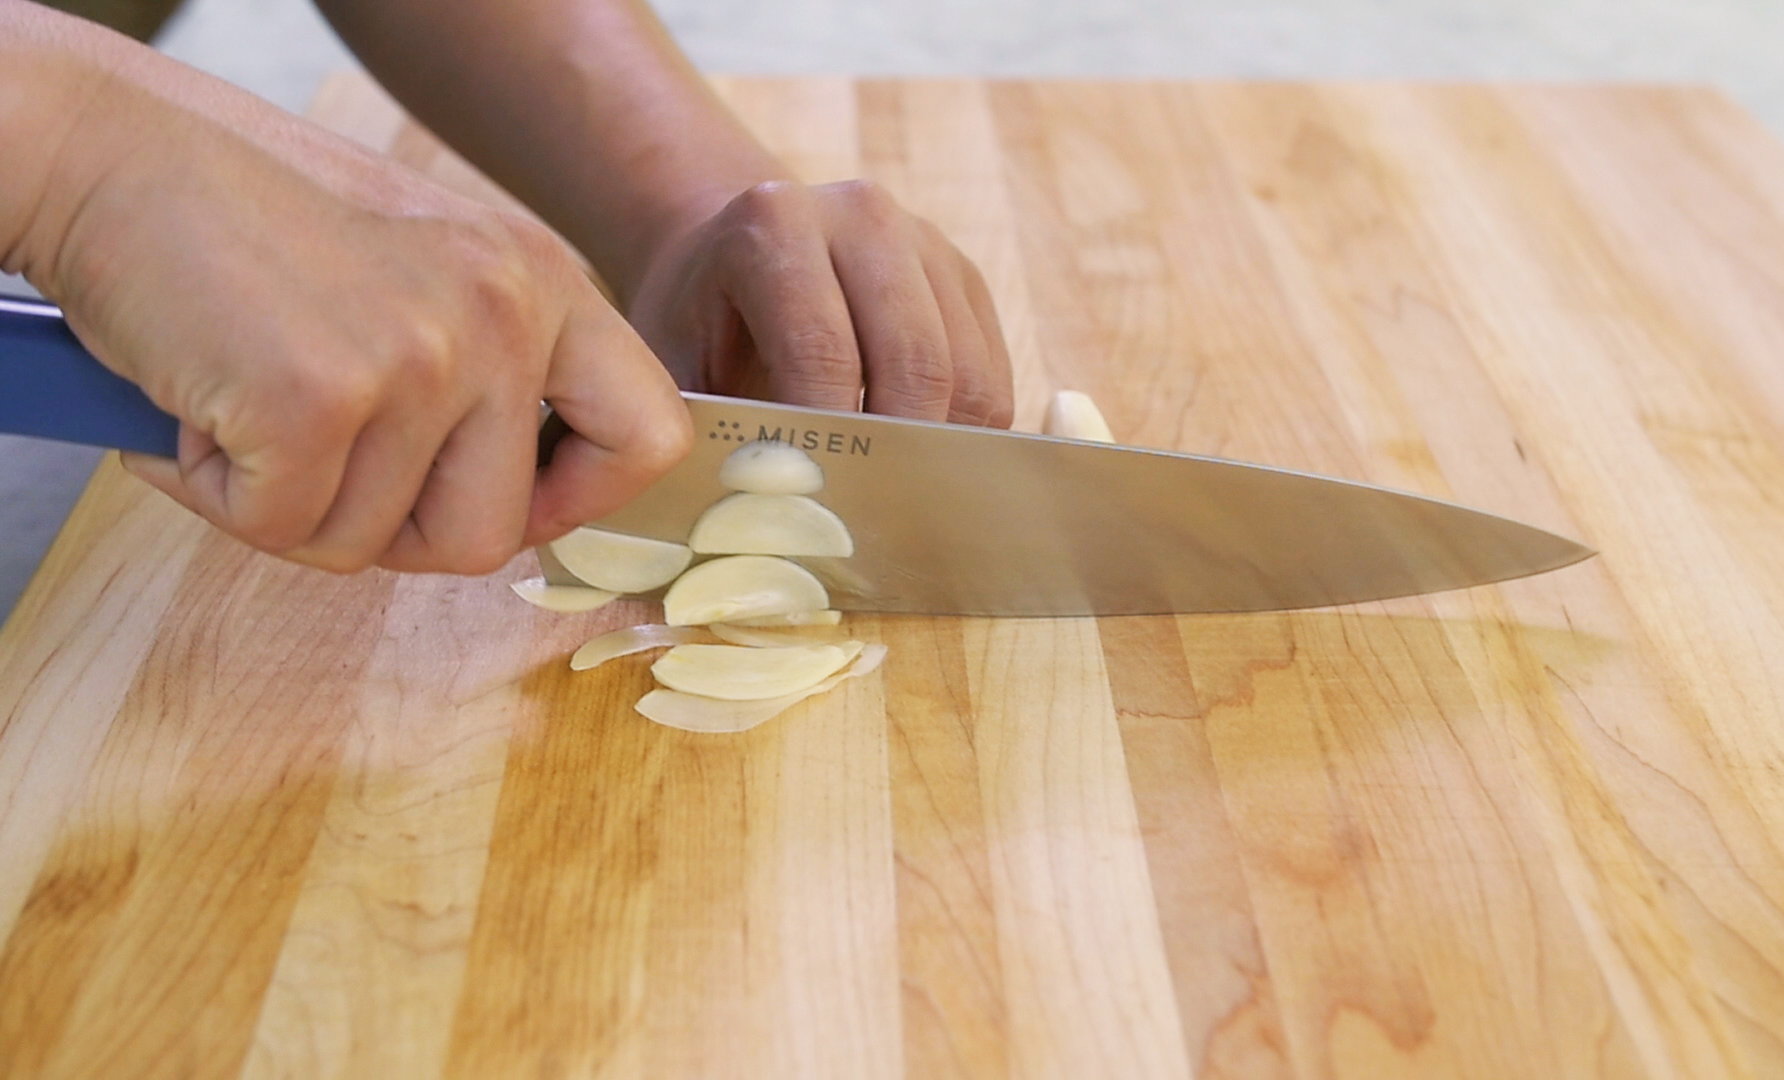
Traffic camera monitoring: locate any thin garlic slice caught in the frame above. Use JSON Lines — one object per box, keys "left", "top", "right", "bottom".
{"left": 732, "top": 610, "right": 843, "bottom": 628}
{"left": 571, "top": 624, "right": 705, "bottom": 671}
{"left": 1043, "top": 390, "right": 1115, "bottom": 443}
{"left": 662, "top": 555, "right": 828, "bottom": 626}
{"left": 509, "top": 577, "right": 620, "bottom": 613}
{"left": 637, "top": 644, "right": 888, "bottom": 734}
{"left": 718, "top": 440, "right": 825, "bottom": 495}
{"left": 709, "top": 622, "right": 841, "bottom": 648}
{"left": 651, "top": 641, "right": 862, "bottom": 700}
{"left": 688, "top": 493, "right": 854, "bottom": 557}
{"left": 549, "top": 527, "right": 692, "bottom": 593}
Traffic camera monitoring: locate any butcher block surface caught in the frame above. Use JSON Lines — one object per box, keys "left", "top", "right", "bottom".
{"left": 4, "top": 72, "right": 1784, "bottom": 1079}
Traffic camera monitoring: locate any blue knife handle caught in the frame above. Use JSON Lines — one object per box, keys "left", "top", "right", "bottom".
{"left": 0, "top": 297, "right": 180, "bottom": 457}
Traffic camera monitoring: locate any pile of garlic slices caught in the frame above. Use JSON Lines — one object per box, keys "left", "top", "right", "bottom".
{"left": 511, "top": 393, "right": 1114, "bottom": 735}
{"left": 510, "top": 439, "right": 880, "bottom": 735}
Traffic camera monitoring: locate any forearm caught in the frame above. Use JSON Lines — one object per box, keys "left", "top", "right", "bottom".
{"left": 314, "top": 0, "right": 789, "bottom": 306}
{"left": 0, "top": 1, "right": 115, "bottom": 285}
{"left": 1, "top": 1, "right": 396, "bottom": 299}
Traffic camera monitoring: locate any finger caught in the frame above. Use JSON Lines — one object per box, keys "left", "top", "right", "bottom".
{"left": 821, "top": 185, "right": 953, "bottom": 420}
{"left": 716, "top": 185, "right": 864, "bottom": 411}
{"left": 278, "top": 404, "right": 456, "bottom": 573}
{"left": 120, "top": 426, "right": 225, "bottom": 518}
{"left": 528, "top": 301, "right": 693, "bottom": 544}
{"left": 379, "top": 392, "right": 537, "bottom": 574}
{"left": 121, "top": 419, "right": 355, "bottom": 553}
{"left": 211, "top": 379, "right": 365, "bottom": 551}
{"left": 918, "top": 230, "right": 1013, "bottom": 428}
{"left": 954, "top": 255, "right": 1015, "bottom": 428}
{"left": 118, "top": 430, "right": 226, "bottom": 535}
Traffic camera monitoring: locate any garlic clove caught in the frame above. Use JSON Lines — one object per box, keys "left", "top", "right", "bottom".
{"left": 650, "top": 641, "right": 862, "bottom": 700}
{"left": 510, "top": 577, "right": 620, "bottom": 613}
{"left": 1043, "top": 390, "right": 1116, "bottom": 443}
{"left": 718, "top": 439, "right": 825, "bottom": 495}
{"left": 731, "top": 610, "right": 843, "bottom": 627}
{"left": 571, "top": 624, "right": 706, "bottom": 671}
{"left": 662, "top": 555, "right": 828, "bottom": 626}
{"left": 688, "top": 493, "right": 854, "bottom": 557}
{"left": 708, "top": 622, "right": 844, "bottom": 648}
{"left": 548, "top": 527, "right": 692, "bottom": 593}
{"left": 636, "top": 644, "right": 887, "bottom": 733}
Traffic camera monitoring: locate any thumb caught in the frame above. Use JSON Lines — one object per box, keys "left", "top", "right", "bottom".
{"left": 526, "top": 300, "right": 693, "bottom": 545}
{"left": 120, "top": 426, "right": 232, "bottom": 523}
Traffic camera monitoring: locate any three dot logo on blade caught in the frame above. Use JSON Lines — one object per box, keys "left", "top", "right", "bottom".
{"left": 704, "top": 418, "right": 871, "bottom": 457}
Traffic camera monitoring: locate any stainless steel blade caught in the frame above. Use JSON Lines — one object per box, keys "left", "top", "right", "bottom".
{"left": 555, "top": 394, "right": 1593, "bottom": 616}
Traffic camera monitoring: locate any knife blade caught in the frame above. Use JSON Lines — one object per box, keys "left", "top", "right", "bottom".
{"left": 0, "top": 300, "right": 1593, "bottom": 614}
{"left": 564, "top": 395, "right": 1594, "bottom": 616}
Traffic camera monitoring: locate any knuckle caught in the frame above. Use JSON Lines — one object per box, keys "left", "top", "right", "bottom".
{"left": 883, "top": 348, "right": 951, "bottom": 403}
{"left": 913, "top": 216, "right": 949, "bottom": 249}
{"left": 833, "top": 178, "right": 899, "bottom": 223}
{"left": 281, "top": 367, "right": 378, "bottom": 444}
{"left": 779, "top": 328, "right": 862, "bottom": 393}
{"left": 729, "top": 180, "right": 803, "bottom": 224}
{"left": 986, "top": 397, "right": 1015, "bottom": 429}
{"left": 951, "top": 385, "right": 1013, "bottom": 428}
{"left": 628, "top": 405, "right": 695, "bottom": 476}
{"left": 463, "top": 241, "right": 535, "bottom": 329}
{"left": 717, "top": 183, "right": 809, "bottom": 263}
{"left": 383, "top": 314, "right": 458, "bottom": 398}
{"left": 442, "top": 213, "right": 552, "bottom": 354}
{"left": 599, "top": 409, "right": 694, "bottom": 498}
{"left": 492, "top": 210, "right": 563, "bottom": 265}
{"left": 781, "top": 325, "right": 856, "bottom": 370}
{"left": 447, "top": 539, "right": 517, "bottom": 577}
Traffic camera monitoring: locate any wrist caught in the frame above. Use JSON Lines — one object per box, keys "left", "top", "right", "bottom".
{"left": 0, "top": 8, "right": 159, "bottom": 313}
{"left": 0, "top": 8, "right": 111, "bottom": 284}
{"left": 581, "top": 149, "right": 791, "bottom": 310}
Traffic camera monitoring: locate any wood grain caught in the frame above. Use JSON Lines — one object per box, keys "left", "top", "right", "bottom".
{"left": 3, "top": 72, "right": 1784, "bottom": 1078}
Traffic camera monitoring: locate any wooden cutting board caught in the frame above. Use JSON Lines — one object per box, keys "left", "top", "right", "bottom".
{"left": 3, "top": 72, "right": 1783, "bottom": 1080}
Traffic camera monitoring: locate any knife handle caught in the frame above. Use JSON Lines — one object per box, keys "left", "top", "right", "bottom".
{"left": 0, "top": 297, "right": 180, "bottom": 457}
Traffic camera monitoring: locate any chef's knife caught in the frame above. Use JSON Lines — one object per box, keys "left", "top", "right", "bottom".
{"left": 0, "top": 296, "right": 179, "bottom": 456}
{"left": 564, "top": 395, "right": 1593, "bottom": 615}
{"left": 1, "top": 298, "right": 1593, "bottom": 615}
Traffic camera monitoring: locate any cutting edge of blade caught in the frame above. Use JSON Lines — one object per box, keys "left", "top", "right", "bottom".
{"left": 832, "top": 544, "right": 1597, "bottom": 617}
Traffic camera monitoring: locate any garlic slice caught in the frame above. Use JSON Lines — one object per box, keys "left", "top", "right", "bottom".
{"left": 509, "top": 577, "right": 620, "bottom": 613}
{"left": 688, "top": 493, "right": 854, "bottom": 557}
{"left": 548, "top": 527, "right": 692, "bottom": 593}
{"left": 651, "top": 641, "right": 862, "bottom": 700}
{"left": 1043, "top": 390, "right": 1115, "bottom": 443}
{"left": 718, "top": 440, "right": 825, "bottom": 495}
{"left": 637, "top": 644, "right": 888, "bottom": 734}
{"left": 708, "top": 622, "right": 841, "bottom": 648}
{"left": 662, "top": 555, "right": 828, "bottom": 626}
{"left": 571, "top": 624, "right": 705, "bottom": 671}
{"left": 732, "top": 610, "right": 843, "bottom": 627}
